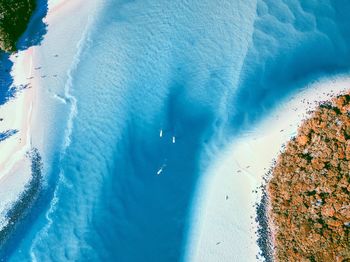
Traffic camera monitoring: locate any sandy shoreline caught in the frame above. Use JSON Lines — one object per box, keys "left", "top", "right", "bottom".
{"left": 0, "top": 0, "right": 96, "bottom": 229}
{"left": 187, "top": 76, "right": 350, "bottom": 261}
{"left": 0, "top": 48, "right": 34, "bottom": 177}
{"left": 0, "top": 47, "right": 36, "bottom": 221}
{"left": 267, "top": 92, "right": 350, "bottom": 260}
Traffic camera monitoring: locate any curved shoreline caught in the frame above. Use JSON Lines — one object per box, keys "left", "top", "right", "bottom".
{"left": 0, "top": 0, "right": 98, "bottom": 252}
{"left": 187, "top": 75, "right": 350, "bottom": 261}
{"left": 267, "top": 93, "right": 350, "bottom": 260}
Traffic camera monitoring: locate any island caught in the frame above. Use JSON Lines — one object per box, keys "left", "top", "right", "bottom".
{"left": 267, "top": 94, "right": 350, "bottom": 261}
{"left": 0, "top": 0, "right": 36, "bottom": 52}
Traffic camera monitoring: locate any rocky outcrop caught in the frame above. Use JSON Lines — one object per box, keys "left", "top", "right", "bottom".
{"left": 0, "top": 148, "right": 42, "bottom": 248}
{"left": 0, "top": 0, "right": 36, "bottom": 52}
{"left": 268, "top": 94, "right": 350, "bottom": 261}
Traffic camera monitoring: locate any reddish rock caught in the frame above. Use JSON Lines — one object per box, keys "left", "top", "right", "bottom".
{"left": 321, "top": 205, "right": 335, "bottom": 217}
{"left": 297, "top": 135, "right": 309, "bottom": 146}
{"left": 267, "top": 94, "right": 350, "bottom": 261}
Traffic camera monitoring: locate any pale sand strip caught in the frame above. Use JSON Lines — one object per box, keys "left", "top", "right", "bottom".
{"left": 0, "top": 49, "right": 34, "bottom": 172}
{"left": 0, "top": 0, "right": 96, "bottom": 226}
{"left": 0, "top": 45, "right": 36, "bottom": 230}
{"left": 187, "top": 76, "right": 350, "bottom": 262}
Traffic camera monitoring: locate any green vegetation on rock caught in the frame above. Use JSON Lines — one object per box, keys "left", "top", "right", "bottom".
{"left": 0, "top": 0, "right": 36, "bottom": 52}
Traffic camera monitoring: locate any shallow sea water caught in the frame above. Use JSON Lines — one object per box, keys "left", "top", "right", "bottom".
{"left": 5, "top": 0, "right": 350, "bottom": 261}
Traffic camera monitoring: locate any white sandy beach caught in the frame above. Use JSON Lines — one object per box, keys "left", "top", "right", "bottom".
{"left": 0, "top": 0, "right": 98, "bottom": 229}
{"left": 0, "top": 47, "right": 37, "bottom": 228}
{"left": 187, "top": 76, "right": 350, "bottom": 261}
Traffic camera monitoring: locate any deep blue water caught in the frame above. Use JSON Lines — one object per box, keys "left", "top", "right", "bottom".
{"left": 0, "top": 53, "right": 15, "bottom": 105}
{"left": 0, "top": 0, "right": 47, "bottom": 106}
{"left": 3, "top": 0, "right": 350, "bottom": 261}
{"left": 0, "top": 130, "right": 18, "bottom": 143}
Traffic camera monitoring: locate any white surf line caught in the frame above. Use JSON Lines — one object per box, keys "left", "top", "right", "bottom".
{"left": 29, "top": 0, "right": 101, "bottom": 259}
{"left": 186, "top": 75, "right": 350, "bottom": 262}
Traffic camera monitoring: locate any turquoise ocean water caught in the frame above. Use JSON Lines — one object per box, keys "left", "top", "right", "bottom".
{"left": 3, "top": 0, "right": 350, "bottom": 261}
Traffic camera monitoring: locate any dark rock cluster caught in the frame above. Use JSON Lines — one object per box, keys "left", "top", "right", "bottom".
{"left": 0, "top": 148, "right": 42, "bottom": 248}
{"left": 268, "top": 94, "right": 350, "bottom": 261}
{"left": 0, "top": 0, "right": 36, "bottom": 52}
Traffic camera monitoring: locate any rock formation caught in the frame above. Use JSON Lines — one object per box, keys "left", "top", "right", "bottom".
{"left": 268, "top": 94, "right": 350, "bottom": 261}
{"left": 0, "top": 0, "right": 36, "bottom": 52}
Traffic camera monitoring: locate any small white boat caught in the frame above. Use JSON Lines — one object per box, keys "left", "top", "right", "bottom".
{"left": 172, "top": 136, "right": 176, "bottom": 143}
{"left": 159, "top": 129, "right": 163, "bottom": 138}
{"left": 157, "top": 164, "right": 166, "bottom": 175}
